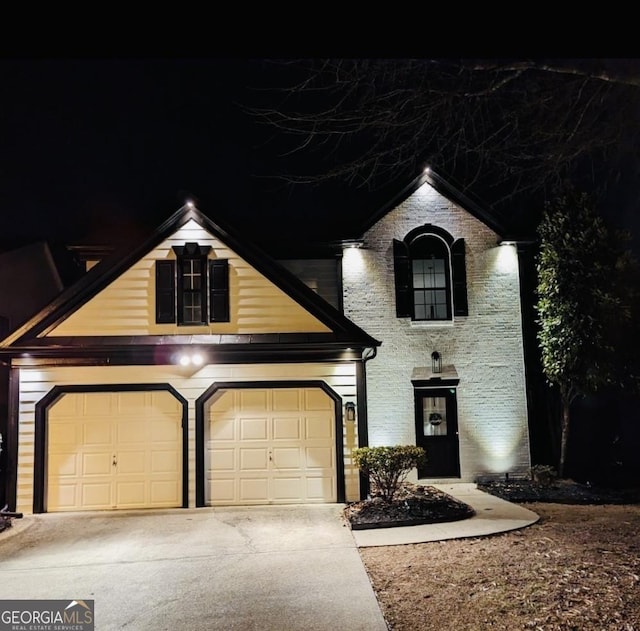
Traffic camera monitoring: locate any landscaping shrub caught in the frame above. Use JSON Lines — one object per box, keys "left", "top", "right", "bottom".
{"left": 353, "top": 445, "right": 426, "bottom": 503}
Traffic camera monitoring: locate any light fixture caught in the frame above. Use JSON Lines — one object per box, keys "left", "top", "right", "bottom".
{"left": 431, "top": 351, "right": 442, "bottom": 374}
{"left": 345, "top": 401, "right": 356, "bottom": 422}
{"left": 178, "top": 351, "right": 206, "bottom": 367}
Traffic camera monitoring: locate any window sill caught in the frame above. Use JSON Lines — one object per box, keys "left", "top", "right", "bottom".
{"left": 408, "top": 319, "right": 455, "bottom": 329}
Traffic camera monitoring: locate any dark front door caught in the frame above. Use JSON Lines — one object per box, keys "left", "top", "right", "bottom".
{"left": 415, "top": 388, "right": 460, "bottom": 478}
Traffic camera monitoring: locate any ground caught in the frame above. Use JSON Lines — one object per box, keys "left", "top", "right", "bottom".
{"left": 355, "top": 480, "right": 640, "bottom": 630}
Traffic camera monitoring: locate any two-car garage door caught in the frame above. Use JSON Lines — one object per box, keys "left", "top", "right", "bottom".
{"left": 205, "top": 387, "right": 337, "bottom": 505}
{"left": 47, "top": 391, "right": 183, "bottom": 512}
{"left": 44, "top": 385, "right": 337, "bottom": 511}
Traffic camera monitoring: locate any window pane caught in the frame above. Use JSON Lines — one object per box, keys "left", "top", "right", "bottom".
{"left": 423, "top": 397, "right": 447, "bottom": 436}
{"left": 183, "top": 292, "right": 202, "bottom": 323}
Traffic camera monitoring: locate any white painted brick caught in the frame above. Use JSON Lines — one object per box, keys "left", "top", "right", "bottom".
{"left": 343, "top": 182, "right": 531, "bottom": 481}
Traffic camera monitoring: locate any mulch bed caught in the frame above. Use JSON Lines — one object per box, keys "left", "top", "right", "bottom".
{"left": 477, "top": 478, "right": 640, "bottom": 504}
{"left": 344, "top": 484, "right": 475, "bottom": 530}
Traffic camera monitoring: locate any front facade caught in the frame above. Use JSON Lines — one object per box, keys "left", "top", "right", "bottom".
{"left": 1, "top": 206, "right": 379, "bottom": 514}
{"left": 342, "top": 171, "right": 532, "bottom": 482}
{"left": 1, "top": 171, "right": 532, "bottom": 514}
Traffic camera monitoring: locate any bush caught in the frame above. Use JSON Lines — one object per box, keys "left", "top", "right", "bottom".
{"left": 353, "top": 445, "right": 426, "bottom": 503}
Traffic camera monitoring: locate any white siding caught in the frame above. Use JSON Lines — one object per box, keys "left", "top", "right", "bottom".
{"left": 16, "top": 362, "right": 360, "bottom": 514}
{"left": 45, "top": 220, "right": 330, "bottom": 337}
{"left": 342, "top": 181, "right": 531, "bottom": 482}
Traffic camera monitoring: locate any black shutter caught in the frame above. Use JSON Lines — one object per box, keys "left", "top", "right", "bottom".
{"left": 155, "top": 260, "right": 176, "bottom": 323}
{"left": 393, "top": 239, "right": 412, "bottom": 317}
{"left": 209, "top": 259, "right": 230, "bottom": 322}
{"left": 451, "top": 239, "right": 468, "bottom": 316}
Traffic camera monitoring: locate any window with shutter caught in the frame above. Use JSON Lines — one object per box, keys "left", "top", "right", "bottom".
{"left": 155, "top": 242, "right": 230, "bottom": 325}
{"left": 393, "top": 226, "right": 468, "bottom": 321}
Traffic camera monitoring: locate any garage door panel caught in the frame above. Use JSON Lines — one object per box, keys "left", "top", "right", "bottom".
{"left": 82, "top": 422, "right": 112, "bottom": 446}
{"left": 305, "top": 389, "right": 333, "bottom": 411}
{"left": 306, "top": 477, "right": 335, "bottom": 500}
{"left": 83, "top": 452, "right": 112, "bottom": 475}
{"left": 210, "top": 478, "right": 236, "bottom": 502}
{"left": 240, "top": 448, "right": 269, "bottom": 470}
{"left": 115, "top": 481, "right": 146, "bottom": 507}
{"left": 84, "top": 393, "right": 113, "bottom": 416}
{"left": 82, "top": 482, "right": 112, "bottom": 508}
{"left": 117, "top": 421, "right": 148, "bottom": 443}
{"left": 240, "top": 389, "right": 268, "bottom": 410}
{"left": 272, "top": 417, "right": 301, "bottom": 440}
{"left": 151, "top": 419, "right": 181, "bottom": 442}
{"left": 47, "top": 391, "right": 182, "bottom": 512}
{"left": 272, "top": 477, "right": 303, "bottom": 500}
{"left": 240, "top": 478, "right": 269, "bottom": 502}
{"left": 49, "top": 422, "right": 79, "bottom": 446}
{"left": 209, "top": 416, "right": 235, "bottom": 441}
{"left": 151, "top": 451, "right": 180, "bottom": 473}
{"left": 150, "top": 481, "right": 180, "bottom": 504}
{"left": 117, "top": 451, "right": 146, "bottom": 474}
{"left": 49, "top": 453, "right": 78, "bottom": 476}
{"left": 272, "top": 447, "right": 301, "bottom": 469}
{"left": 206, "top": 387, "right": 336, "bottom": 506}
{"left": 306, "top": 417, "right": 334, "bottom": 439}
{"left": 209, "top": 448, "right": 235, "bottom": 471}
{"left": 272, "top": 389, "right": 300, "bottom": 411}
{"left": 305, "top": 447, "right": 334, "bottom": 469}
{"left": 50, "top": 484, "right": 77, "bottom": 510}
{"left": 240, "top": 417, "right": 268, "bottom": 440}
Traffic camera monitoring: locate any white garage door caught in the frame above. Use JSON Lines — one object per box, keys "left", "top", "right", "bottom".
{"left": 47, "top": 391, "right": 182, "bottom": 512}
{"left": 205, "top": 387, "right": 336, "bottom": 505}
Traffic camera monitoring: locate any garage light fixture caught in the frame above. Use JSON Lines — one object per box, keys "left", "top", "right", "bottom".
{"left": 178, "top": 352, "right": 205, "bottom": 366}
{"left": 344, "top": 401, "right": 356, "bottom": 422}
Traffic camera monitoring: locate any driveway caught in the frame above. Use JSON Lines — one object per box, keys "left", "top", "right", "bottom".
{"left": 0, "top": 505, "right": 388, "bottom": 630}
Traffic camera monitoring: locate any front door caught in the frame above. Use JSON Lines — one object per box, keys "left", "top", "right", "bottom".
{"left": 415, "top": 388, "right": 460, "bottom": 478}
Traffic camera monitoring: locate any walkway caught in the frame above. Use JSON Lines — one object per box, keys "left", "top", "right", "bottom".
{"left": 350, "top": 483, "right": 540, "bottom": 547}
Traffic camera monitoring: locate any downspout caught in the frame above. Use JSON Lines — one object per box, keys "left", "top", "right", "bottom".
{"left": 357, "top": 346, "right": 378, "bottom": 499}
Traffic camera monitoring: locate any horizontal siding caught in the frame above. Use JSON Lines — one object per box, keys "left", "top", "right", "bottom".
{"left": 45, "top": 220, "right": 330, "bottom": 337}
{"left": 16, "top": 362, "right": 360, "bottom": 513}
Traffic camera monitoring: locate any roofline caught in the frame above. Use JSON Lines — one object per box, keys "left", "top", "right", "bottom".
{"left": 358, "top": 167, "right": 508, "bottom": 237}
{"left": 1, "top": 203, "right": 380, "bottom": 349}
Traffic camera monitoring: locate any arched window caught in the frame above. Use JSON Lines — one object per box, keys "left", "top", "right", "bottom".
{"left": 393, "top": 225, "right": 468, "bottom": 321}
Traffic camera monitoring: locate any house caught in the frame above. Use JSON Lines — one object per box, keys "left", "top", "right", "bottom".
{"left": 0, "top": 204, "right": 379, "bottom": 514}
{"left": 0, "top": 169, "right": 532, "bottom": 514}
{"left": 341, "top": 169, "right": 531, "bottom": 483}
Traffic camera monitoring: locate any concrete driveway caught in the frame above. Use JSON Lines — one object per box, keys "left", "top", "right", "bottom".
{"left": 0, "top": 505, "right": 388, "bottom": 630}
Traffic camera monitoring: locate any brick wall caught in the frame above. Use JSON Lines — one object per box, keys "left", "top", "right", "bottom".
{"left": 343, "top": 182, "right": 531, "bottom": 482}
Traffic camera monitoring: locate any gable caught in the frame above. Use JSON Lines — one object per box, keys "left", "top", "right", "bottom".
{"left": 44, "top": 219, "right": 332, "bottom": 337}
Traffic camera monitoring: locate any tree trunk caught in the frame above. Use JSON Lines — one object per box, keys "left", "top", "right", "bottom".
{"left": 558, "top": 395, "right": 571, "bottom": 478}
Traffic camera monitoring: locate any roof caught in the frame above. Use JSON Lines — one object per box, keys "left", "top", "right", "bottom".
{"left": 0, "top": 204, "right": 380, "bottom": 354}
{"left": 358, "top": 167, "right": 508, "bottom": 237}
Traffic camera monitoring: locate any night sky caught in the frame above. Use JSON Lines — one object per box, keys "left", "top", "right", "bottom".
{"left": 0, "top": 59, "right": 382, "bottom": 251}
{"left": 1, "top": 58, "right": 639, "bottom": 255}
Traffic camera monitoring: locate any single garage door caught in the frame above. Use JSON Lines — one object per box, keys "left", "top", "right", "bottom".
{"left": 47, "top": 391, "right": 182, "bottom": 512}
{"left": 205, "top": 387, "right": 336, "bottom": 505}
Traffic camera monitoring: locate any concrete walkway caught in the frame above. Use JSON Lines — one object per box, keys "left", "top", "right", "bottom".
{"left": 351, "top": 483, "right": 540, "bottom": 547}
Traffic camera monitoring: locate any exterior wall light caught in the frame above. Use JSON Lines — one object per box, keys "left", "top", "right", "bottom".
{"left": 178, "top": 352, "right": 205, "bottom": 366}
{"left": 345, "top": 401, "right": 356, "bottom": 421}
{"left": 431, "top": 351, "right": 442, "bottom": 374}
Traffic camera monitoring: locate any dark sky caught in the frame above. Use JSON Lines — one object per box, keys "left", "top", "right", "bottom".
{"left": 1, "top": 58, "right": 639, "bottom": 256}
{"left": 0, "top": 58, "right": 383, "bottom": 251}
